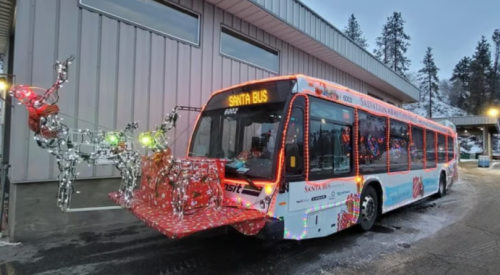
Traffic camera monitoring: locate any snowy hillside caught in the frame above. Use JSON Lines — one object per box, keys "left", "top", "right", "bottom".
{"left": 403, "top": 94, "right": 467, "bottom": 118}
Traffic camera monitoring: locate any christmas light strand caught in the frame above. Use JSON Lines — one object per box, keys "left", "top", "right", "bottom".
{"left": 9, "top": 56, "right": 141, "bottom": 212}
{"left": 138, "top": 108, "right": 225, "bottom": 220}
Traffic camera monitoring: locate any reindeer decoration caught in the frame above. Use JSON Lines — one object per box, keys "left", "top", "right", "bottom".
{"left": 8, "top": 56, "right": 141, "bottom": 211}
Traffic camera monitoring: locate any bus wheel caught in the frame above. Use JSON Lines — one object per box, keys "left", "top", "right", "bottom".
{"left": 435, "top": 173, "right": 447, "bottom": 198}
{"left": 358, "top": 185, "right": 378, "bottom": 231}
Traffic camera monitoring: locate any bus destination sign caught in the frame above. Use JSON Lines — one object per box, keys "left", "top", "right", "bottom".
{"left": 228, "top": 90, "right": 268, "bottom": 107}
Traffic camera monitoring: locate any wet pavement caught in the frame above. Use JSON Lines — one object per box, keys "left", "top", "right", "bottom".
{"left": 1, "top": 163, "right": 499, "bottom": 275}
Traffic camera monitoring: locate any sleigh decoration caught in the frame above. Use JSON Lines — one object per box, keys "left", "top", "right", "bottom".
{"left": 107, "top": 104, "right": 267, "bottom": 239}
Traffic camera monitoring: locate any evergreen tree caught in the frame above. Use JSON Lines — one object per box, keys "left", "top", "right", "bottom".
{"left": 373, "top": 12, "right": 411, "bottom": 77}
{"left": 343, "top": 14, "right": 369, "bottom": 49}
{"left": 450, "top": 56, "right": 472, "bottom": 110}
{"left": 491, "top": 29, "right": 500, "bottom": 104}
{"left": 417, "top": 47, "right": 439, "bottom": 118}
{"left": 469, "top": 36, "right": 492, "bottom": 114}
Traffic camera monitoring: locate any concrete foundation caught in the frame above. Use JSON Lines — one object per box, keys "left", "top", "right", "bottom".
{"left": 8, "top": 177, "right": 140, "bottom": 242}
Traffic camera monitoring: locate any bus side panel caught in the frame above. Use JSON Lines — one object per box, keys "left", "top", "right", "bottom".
{"left": 283, "top": 179, "right": 359, "bottom": 240}
{"left": 380, "top": 168, "right": 441, "bottom": 214}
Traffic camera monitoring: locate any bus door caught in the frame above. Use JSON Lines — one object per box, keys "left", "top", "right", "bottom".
{"left": 285, "top": 96, "right": 358, "bottom": 233}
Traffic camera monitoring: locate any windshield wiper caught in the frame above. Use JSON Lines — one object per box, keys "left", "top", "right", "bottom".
{"left": 225, "top": 166, "right": 261, "bottom": 191}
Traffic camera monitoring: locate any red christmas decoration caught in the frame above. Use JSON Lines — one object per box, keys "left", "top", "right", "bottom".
{"left": 412, "top": 176, "right": 424, "bottom": 198}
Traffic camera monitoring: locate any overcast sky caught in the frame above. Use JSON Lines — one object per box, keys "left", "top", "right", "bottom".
{"left": 301, "top": 0, "right": 499, "bottom": 80}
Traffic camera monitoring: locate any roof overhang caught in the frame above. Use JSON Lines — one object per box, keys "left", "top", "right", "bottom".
{"left": 205, "top": 0, "right": 420, "bottom": 103}
{"left": 0, "top": 0, "right": 13, "bottom": 56}
{"left": 433, "top": 116, "right": 499, "bottom": 134}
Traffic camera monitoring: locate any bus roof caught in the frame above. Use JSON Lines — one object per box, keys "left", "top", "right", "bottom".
{"left": 206, "top": 74, "right": 455, "bottom": 136}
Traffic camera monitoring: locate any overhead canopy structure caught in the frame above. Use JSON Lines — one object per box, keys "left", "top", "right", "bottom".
{"left": 435, "top": 116, "right": 500, "bottom": 134}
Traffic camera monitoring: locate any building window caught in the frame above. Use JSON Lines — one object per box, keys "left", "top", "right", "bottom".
{"left": 387, "top": 101, "right": 396, "bottom": 106}
{"left": 79, "top": 0, "right": 200, "bottom": 45}
{"left": 410, "top": 126, "right": 425, "bottom": 170}
{"left": 358, "top": 111, "right": 388, "bottom": 174}
{"left": 437, "top": 134, "right": 446, "bottom": 163}
{"left": 426, "top": 130, "right": 436, "bottom": 168}
{"left": 309, "top": 97, "right": 353, "bottom": 179}
{"left": 220, "top": 27, "right": 279, "bottom": 73}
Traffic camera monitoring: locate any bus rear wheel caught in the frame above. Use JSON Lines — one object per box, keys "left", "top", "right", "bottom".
{"left": 358, "top": 185, "right": 378, "bottom": 231}
{"left": 434, "top": 173, "right": 447, "bottom": 198}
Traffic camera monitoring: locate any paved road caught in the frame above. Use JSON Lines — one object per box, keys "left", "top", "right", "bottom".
{"left": 0, "top": 163, "right": 499, "bottom": 275}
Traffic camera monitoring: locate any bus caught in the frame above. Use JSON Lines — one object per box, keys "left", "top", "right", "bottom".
{"left": 113, "top": 74, "right": 459, "bottom": 241}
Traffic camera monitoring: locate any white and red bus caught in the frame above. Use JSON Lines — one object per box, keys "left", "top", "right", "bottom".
{"left": 185, "top": 74, "right": 458, "bottom": 240}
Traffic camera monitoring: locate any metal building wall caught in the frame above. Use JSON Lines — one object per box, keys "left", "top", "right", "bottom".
{"left": 10, "top": 0, "right": 397, "bottom": 183}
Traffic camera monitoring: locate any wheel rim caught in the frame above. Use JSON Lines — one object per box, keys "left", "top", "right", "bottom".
{"left": 440, "top": 179, "right": 444, "bottom": 193}
{"left": 361, "top": 195, "right": 376, "bottom": 222}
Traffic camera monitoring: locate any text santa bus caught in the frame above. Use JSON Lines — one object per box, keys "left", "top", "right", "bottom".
{"left": 112, "top": 74, "right": 459, "bottom": 241}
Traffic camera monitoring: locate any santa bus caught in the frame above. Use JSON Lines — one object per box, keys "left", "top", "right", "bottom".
{"left": 111, "top": 74, "right": 459, "bottom": 241}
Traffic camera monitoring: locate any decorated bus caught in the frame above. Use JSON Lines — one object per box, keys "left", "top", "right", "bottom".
{"left": 110, "top": 74, "right": 459, "bottom": 240}
{"left": 9, "top": 60, "right": 458, "bottom": 241}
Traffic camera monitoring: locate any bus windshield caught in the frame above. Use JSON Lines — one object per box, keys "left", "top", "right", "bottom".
{"left": 188, "top": 79, "right": 296, "bottom": 180}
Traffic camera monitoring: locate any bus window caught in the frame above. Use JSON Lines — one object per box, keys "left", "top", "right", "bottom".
{"left": 447, "top": 136, "right": 454, "bottom": 161}
{"left": 410, "top": 126, "right": 425, "bottom": 170}
{"left": 426, "top": 130, "right": 437, "bottom": 168}
{"left": 389, "top": 119, "right": 409, "bottom": 172}
{"left": 437, "top": 134, "right": 446, "bottom": 163}
{"left": 309, "top": 97, "right": 353, "bottom": 179}
{"left": 358, "top": 111, "right": 388, "bottom": 174}
{"left": 285, "top": 98, "right": 305, "bottom": 176}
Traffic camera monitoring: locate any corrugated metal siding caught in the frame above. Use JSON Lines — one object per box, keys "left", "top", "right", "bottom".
{"left": 0, "top": 0, "right": 12, "bottom": 55}
{"left": 11, "top": 0, "right": 397, "bottom": 182}
{"left": 248, "top": 0, "right": 420, "bottom": 101}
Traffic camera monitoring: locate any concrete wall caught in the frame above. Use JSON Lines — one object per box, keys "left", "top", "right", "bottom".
{"left": 9, "top": 178, "right": 141, "bottom": 242}
{"left": 11, "top": 0, "right": 400, "bottom": 183}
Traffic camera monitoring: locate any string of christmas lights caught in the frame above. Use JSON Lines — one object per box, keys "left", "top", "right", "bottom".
{"left": 9, "top": 56, "right": 141, "bottom": 212}
{"left": 137, "top": 108, "right": 225, "bottom": 220}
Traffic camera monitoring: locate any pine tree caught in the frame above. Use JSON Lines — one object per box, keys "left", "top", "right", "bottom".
{"left": 343, "top": 14, "right": 369, "bottom": 49}
{"left": 417, "top": 47, "right": 439, "bottom": 118}
{"left": 373, "top": 12, "right": 411, "bottom": 77}
{"left": 491, "top": 29, "right": 500, "bottom": 104}
{"left": 469, "top": 36, "right": 492, "bottom": 114}
{"left": 450, "top": 56, "right": 472, "bottom": 110}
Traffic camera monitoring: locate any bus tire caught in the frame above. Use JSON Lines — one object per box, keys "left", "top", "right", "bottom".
{"left": 358, "top": 185, "right": 378, "bottom": 232}
{"left": 435, "top": 173, "right": 447, "bottom": 198}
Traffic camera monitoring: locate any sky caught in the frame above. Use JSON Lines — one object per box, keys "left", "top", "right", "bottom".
{"left": 301, "top": 0, "right": 499, "bottom": 80}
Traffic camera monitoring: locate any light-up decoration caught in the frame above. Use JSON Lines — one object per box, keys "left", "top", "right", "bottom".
{"left": 9, "top": 55, "right": 142, "bottom": 212}
{"left": 228, "top": 89, "right": 268, "bottom": 107}
{"left": 137, "top": 107, "right": 227, "bottom": 220}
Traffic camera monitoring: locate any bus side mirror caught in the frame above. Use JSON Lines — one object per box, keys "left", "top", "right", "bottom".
{"left": 285, "top": 144, "right": 301, "bottom": 174}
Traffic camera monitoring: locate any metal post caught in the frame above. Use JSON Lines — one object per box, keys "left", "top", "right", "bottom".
{"left": 0, "top": 163, "right": 10, "bottom": 238}
{"left": 483, "top": 126, "right": 488, "bottom": 156}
